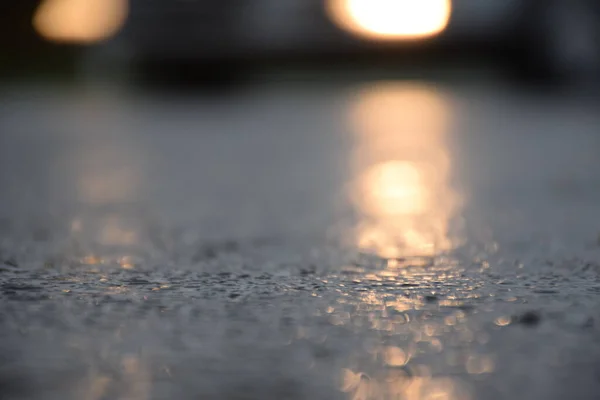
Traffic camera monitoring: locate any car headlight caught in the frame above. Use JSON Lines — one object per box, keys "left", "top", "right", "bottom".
{"left": 33, "top": 0, "right": 128, "bottom": 44}
{"left": 326, "top": 0, "right": 452, "bottom": 40}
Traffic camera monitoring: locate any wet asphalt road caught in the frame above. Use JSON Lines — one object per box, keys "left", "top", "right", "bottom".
{"left": 1, "top": 76, "right": 600, "bottom": 400}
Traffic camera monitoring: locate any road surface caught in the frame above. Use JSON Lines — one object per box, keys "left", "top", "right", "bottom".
{"left": 1, "top": 76, "right": 600, "bottom": 399}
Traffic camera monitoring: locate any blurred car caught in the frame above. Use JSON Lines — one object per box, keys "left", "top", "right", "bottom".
{"left": 67, "top": 0, "right": 600, "bottom": 85}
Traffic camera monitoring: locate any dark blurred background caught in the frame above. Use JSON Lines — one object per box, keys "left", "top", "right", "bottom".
{"left": 0, "top": 2, "right": 81, "bottom": 80}
{"left": 2, "top": 0, "right": 600, "bottom": 88}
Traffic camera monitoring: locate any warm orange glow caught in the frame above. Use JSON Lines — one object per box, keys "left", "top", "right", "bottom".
{"left": 81, "top": 255, "right": 102, "bottom": 265}
{"left": 80, "top": 167, "right": 140, "bottom": 205}
{"left": 348, "top": 82, "right": 461, "bottom": 259}
{"left": 327, "top": 0, "right": 451, "bottom": 40}
{"left": 98, "top": 216, "right": 138, "bottom": 246}
{"left": 65, "top": 105, "right": 145, "bottom": 257}
{"left": 76, "top": 354, "right": 151, "bottom": 400}
{"left": 494, "top": 316, "right": 511, "bottom": 326}
{"left": 361, "top": 161, "right": 426, "bottom": 216}
{"left": 119, "top": 256, "right": 136, "bottom": 270}
{"left": 33, "top": 0, "right": 128, "bottom": 43}
{"left": 341, "top": 370, "right": 470, "bottom": 400}
{"left": 382, "top": 346, "right": 408, "bottom": 367}
{"left": 465, "top": 355, "right": 495, "bottom": 375}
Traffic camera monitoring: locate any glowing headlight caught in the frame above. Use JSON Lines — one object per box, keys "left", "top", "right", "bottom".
{"left": 327, "top": 0, "right": 451, "bottom": 40}
{"left": 33, "top": 0, "right": 128, "bottom": 44}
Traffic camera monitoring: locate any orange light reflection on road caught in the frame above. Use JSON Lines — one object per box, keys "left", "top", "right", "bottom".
{"left": 33, "top": 0, "right": 128, "bottom": 43}
{"left": 348, "top": 82, "right": 461, "bottom": 259}
{"left": 327, "top": 0, "right": 451, "bottom": 40}
{"left": 341, "top": 369, "right": 470, "bottom": 400}
{"left": 65, "top": 95, "right": 147, "bottom": 262}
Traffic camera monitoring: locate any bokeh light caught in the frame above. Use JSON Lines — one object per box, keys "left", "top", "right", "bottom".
{"left": 33, "top": 0, "right": 128, "bottom": 43}
{"left": 327, "top": 0, "right": 452, "bottom": 40}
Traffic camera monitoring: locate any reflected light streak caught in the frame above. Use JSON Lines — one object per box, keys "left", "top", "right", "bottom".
{"left": 341, "top": 370, "right": 469, "bottom": 400}
{"left": 361, "top": 161, "right": 426, "bottom": 216}
{"left": 329, "top": 271, "right": 478, "bottom": 400}
{"left": 80, "top": 167, "right": 140, "bottom": 205}
{"left": 327, "top": 0, "right": 451, "bottom": 40}
{"left": 348, "top": 82, "right": 461, "bottom": 259}
{"left": 67, "top": 108, "right": 145, "bottom": 259}
{"left": 78, "top": 354, "right": 151, "bottom": 400}
{"left": 33, "top": 0, "right": 128, "bottom": 43}
{"left": 98, "top": 215, "right": 138, "bottom": 246}
{"left": 119, "top": 256, "right": 136, "bottom": 270}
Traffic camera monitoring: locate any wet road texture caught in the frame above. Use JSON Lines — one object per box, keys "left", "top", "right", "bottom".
{"left": 1, "top": 76, "right": 600, "bottom": 400}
